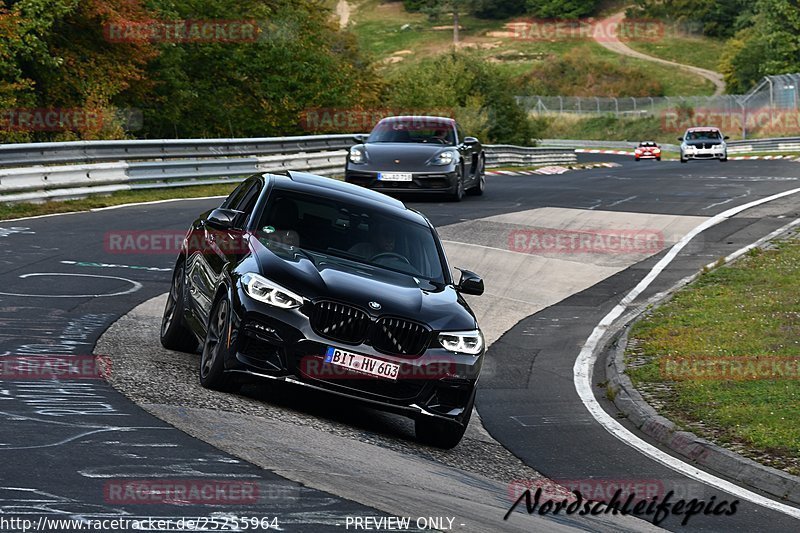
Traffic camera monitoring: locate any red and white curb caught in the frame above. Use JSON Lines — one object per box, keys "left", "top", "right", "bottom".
{"left": 575, "top": 149, "right": 800, "bottom": 161}
{"left": 486, "top": 162, "right": 621, "bottom": 176}
{"left": 729, "top": 155, "right": 796, "bottom": 160}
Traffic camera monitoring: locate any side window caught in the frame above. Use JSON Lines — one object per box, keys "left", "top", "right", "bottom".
{"left": 233, "top": 180, "right": 263, "bottom": 215}
{"left": 221, "top": 180, "right": 250, "bottom": 210}
{"left": 455, "top": 124, "right": 464, "bottom": 144}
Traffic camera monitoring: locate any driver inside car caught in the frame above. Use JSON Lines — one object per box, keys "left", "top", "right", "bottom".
{"left": 349, "top": 221, "right": 401, "bottom": 260}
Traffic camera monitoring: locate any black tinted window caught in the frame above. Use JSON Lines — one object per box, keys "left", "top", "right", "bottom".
{"left": 256, "top": 191, "right": 444, "bottom": 282}
{"left": 368, "top": 120, "right": 455, "bottom": 145}
{"left": 222, "top": 180, "right": 250, "bottom": 209}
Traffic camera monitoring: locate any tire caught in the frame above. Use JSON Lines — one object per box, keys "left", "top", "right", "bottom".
{"left": 720, "top": 157, "right": 728, "bottom": 162}
{"left": 415, "top": 391, "right": 474, "bottom": 449}
{"left": 680, "top": 157, "right": 688, "bottom": 164}
{"left": 635, "top": 157, "right": 640, "bottom": 161}
{"left": 656, "top": 157, "right": 661, "bottom": 161}
{"left": 448, "top": 167, "right": 465, "bottom": 202}
{"left": 160, "top": 261, "right": 199, "bottom": 353}
{"left": 467, "top": 157, "right": 485, "bottom": 196}
{"left": 199, "top": 296, "right": 240, "bottom": 392}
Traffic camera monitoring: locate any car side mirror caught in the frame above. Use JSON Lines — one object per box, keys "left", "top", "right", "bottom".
{"left": 353, "top": 134, "right": 367, "bottom": 144}
{"left": 677, "top": 137, "right": 684, "bottom": 142}
{"left": 206, "top": 208, "right": 241, "bottom": 230}
{"left": 455, "top": 268, "right": 484, "bottom": 296}
{"left": 463, "top": 136, "right": 479, "bottom": 145}
{"left": 724, "top": 135, "right": 730, "bottom": 140}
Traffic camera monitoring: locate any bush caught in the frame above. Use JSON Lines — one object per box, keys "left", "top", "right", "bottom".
{"left": 383, "top": 51, "right": 539, "bottom": 144}
{"left": 514, "top": 49, "right": 665, "bottom": 97}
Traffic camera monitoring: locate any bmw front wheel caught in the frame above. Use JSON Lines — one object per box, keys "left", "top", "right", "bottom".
{"left": 199, "top": 296, "right": 239, "bottom": 392}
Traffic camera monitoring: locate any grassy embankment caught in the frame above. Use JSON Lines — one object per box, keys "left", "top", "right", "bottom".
{"left": 626, "top": 241, "right": 800, "bottom": 475}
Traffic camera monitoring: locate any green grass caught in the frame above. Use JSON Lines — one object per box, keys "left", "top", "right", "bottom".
{"left": 349, "top": 0, "right": 715, "bottom": 96}
{"left": 626, "top": 239, "right": 800, "bottom": 475}
{"left": 625, "top": 34, "right": 727, "bottom": 73}
{"left": 591, "top": 46, "right": 715, "bottom": 96}
{"left": 540, "top": 114, "right": 673, "bottom": 143}
{"left": 0, "top": 182, "right": 241, "bottom": 221}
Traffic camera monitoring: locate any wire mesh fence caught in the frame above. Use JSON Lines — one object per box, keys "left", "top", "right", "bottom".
{"left": 517, "top": 74, "right": 800, "bottom": 139}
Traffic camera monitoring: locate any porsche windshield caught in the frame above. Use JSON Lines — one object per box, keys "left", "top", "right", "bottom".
{"left": 367, "top": 120, "right": 455, "bottom": 144}
{"left": 256, "top": 191, "right": 446, "bottom": 282}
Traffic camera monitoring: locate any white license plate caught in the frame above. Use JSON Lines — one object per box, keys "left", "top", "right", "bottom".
{"left": 378, "top": 172, "right": 412, "bottom": 182}
{"left": 324, "top": 347, "right": 400, "bottom": 380}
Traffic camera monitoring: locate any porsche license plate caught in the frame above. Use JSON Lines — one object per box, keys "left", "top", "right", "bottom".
{"left": 324, "top": 347, "right": 400, "bottom": 380}
{"left": 378, "top": 172, "right": 412, "bottom": 182}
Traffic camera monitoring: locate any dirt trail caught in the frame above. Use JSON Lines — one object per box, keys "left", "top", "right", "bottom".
{"left": 336, "top": 0, "right": 351, "bottom": 29}
{"left": 593, "top": 10, "right": 726, "bottom": 96}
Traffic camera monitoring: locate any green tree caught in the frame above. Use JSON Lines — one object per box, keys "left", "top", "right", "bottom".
{"left": 136, "top": 0, "right": 381, "bottom": 138}
{"left": 1, "top": 0, "right": 157, "bottom": 141}
{"left": 526, "top": 0, "right": 599, "bottom": 19}
{"left": 384, "top": 51, "right": 538, "bottom": 144}
{"left": 719, "top": 0, "right": 800, "bottom": 93}
{"left": 627, "top": 0, "right": 752, "bottom": 39}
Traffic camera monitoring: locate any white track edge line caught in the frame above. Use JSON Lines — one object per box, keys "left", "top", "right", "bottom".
{"left": 2, "top": 196, "right": 227, "bottom": 223}
{"left": 574, "top": 186, "right": 800, "bottom": 519}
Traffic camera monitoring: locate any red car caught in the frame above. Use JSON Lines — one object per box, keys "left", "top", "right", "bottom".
{"left": 634, "top": 141, "right": 661, "bottom": 161}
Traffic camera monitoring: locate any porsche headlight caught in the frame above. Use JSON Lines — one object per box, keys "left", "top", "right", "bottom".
{"left": 438, "top": 330, "right": 484, "bottom": 355}
{"left": 349, "top": 146, "right": 366, "bottom": 164}
{"left": 432, "top": 150, "right": 456, "bottom": 166}
{"left": 241, "top": 272, "right": 303, "bottom": 309}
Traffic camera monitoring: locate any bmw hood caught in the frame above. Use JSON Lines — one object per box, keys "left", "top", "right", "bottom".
{"left": 248, "top": 239, "right": 476, "bottom": 331}
{"left": 358, "top": 143, "right": 455, "bottom": 170}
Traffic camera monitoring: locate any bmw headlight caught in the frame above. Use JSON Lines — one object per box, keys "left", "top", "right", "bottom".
{"left": 438, "top": 330, "right": 484, "bottom": 355}
{"left": 241, "top": 272, "right": 303, "bottom": 309}
{"left": 431, "top": 150, "right": 456, "bottom": 166}
{"left": 349, "top": 146, "right": 366, "bottom": 164}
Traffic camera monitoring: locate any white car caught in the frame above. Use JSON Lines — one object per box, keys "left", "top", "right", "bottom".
{"left": 679, "top": 127, "right": 728, "bottom": 163}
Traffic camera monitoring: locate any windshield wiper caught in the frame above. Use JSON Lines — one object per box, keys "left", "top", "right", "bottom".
{"left": 292, "top": 247, "right": 316, "bottom": 265}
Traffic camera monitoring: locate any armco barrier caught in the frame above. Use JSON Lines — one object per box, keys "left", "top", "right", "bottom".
{"left": 0, "top": 136, "right": 576, "bottom": 203}
{"left": 541, "top": 137, "right": 800, "bottom": 154}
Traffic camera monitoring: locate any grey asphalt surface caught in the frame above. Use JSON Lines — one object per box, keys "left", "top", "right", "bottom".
{"left": 0, "top": 153, "right": 799, "bottom": 531}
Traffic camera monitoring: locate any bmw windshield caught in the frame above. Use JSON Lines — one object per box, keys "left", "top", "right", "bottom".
{"left": 255, "top": 191, "right": 446, "bottom": 283}
{"left": 685, "top": 130, "right": 722, "bottom": 141}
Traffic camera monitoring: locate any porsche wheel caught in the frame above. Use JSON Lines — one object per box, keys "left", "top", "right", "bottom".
{"left": 449, "top": 167, "right": 465, "bottom": 202}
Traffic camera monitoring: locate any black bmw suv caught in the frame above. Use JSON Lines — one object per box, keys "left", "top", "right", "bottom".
{"left": 160, "top": 171, "right": 485, "bottom": 448}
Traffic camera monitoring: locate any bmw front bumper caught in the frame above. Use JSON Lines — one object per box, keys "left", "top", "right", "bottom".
{"left": 224, "top": 286, "right": 482, "bottom": 424}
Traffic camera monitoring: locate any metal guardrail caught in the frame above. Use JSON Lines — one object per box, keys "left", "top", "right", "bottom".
{"left": 540, "top": 139, "right": 681, "bottom": 152}
{"left": 0, "top": 137, "right": 576, "bottom": 203}
{"left": 726, "top": 136, "right": 800, "bottom": 153}
{"left": 541, "top": 136, "right": 800, "bottom": 154}
{"left": 0, "top": 134, "right": 360, "bottom": 168}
